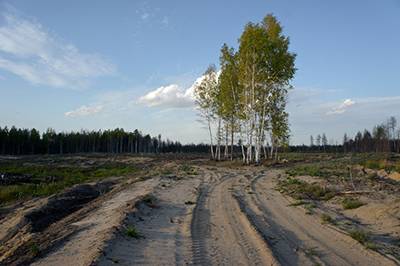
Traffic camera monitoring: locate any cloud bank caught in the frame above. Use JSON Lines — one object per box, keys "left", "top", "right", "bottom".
{"left": 65, "top": 105, "right": 104, "bottom": 117}
{"left": 0, "top": 7, "right": 115, "bottom": 88}
{"left": 327, "top": 99, "right": 355, "bottom": 115}
{"left": 138, "top": 75, "right": 205, "bottom": 108}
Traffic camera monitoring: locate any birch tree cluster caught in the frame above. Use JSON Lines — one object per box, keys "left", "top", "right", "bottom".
{"left": 194, "top": 14, "right": 296, "bottom": 164}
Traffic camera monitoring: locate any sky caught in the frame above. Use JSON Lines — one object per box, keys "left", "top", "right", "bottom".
{"left": 0, "top": 0, "right": 399, "bottom": 145}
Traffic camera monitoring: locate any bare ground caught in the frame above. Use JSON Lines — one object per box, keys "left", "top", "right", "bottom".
{"left": 1, "top": 157, "right": 399, "bottom": 266}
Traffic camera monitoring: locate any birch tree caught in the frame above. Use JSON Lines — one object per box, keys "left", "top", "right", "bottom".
{"left": 194, "top": 65, "right": 219, "bottom": 159}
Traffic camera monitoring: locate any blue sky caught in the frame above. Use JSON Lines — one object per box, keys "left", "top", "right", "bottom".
{"left": 0, "top": 0, "right": 399, "bottom": 144}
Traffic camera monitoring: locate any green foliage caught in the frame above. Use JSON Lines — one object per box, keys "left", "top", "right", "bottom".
{"left": 30, "top": 242, "right": 40, "bottom": 256}
{"left": 321, "top": 213, "right": 334, "bottom": 224}
{"left": 179, "top": 164, "right": 197, "bottom": 175}
{"left": 288, "top": 200, "right": 305, "bottom": 206}
{"left": 0, "top": 163, "right": 136, "bottom": 204}
{"left": 304, "top": 202, "right": 316, "bottom": 215}
{"left": 125, "top": 225, "right": 140, "bottom": 238}
{"left": 349, "top": 229, "right": 376, "bottom": 250}
{"left": 342, "top": 198, "right": 364, "bottom": 210}
{"left": 277, "top": 177, "right": 335, "bottom": 201}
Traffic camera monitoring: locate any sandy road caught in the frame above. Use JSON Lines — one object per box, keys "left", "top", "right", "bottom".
{"left": 191, "top": 170, "right": 278, "bottom": 265}
{"left": 6, "top": 164, "right": 397, "bottom": 266}
{"left": 234, "top": 169, "right": 398, "bottom": 266}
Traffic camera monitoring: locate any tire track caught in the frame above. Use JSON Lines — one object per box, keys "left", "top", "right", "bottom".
{"left": 241, "top": 169, "right": 397, "bottom": 266}
{"left": 190, "top": 170, "right": 277, "bottom": 265}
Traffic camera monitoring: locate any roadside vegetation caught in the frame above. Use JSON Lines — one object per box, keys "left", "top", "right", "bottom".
{"left": 280, "top": 152, "right": 400, "bottom": 259}
{"left": 0, "top": 158, "right": 136, "bottom": 205}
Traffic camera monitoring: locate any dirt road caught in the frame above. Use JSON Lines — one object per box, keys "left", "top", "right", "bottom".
{"left": 2, "top": 163, "right": 397, "bottom": 266}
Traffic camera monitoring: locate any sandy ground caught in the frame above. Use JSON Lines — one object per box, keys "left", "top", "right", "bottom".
{"left": 1, "top": 161, "right": 398, "bottom": 266}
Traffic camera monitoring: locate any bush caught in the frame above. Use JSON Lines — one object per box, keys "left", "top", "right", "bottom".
{"left": 321, "top": 213, "right": 334, "bottom": 224}
{"left": 277, "top": 178, "right": 335, "bottom": 201}
{"left": 349, "top": 229, "right": 369, "bottom": 244}
{"left": 342, "top": 198, "right": 364, "bottom": 210}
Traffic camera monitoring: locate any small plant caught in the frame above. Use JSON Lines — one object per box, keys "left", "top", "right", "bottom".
{"left": 288, "top": 200, "right": 305, "bottom": 206}
{"left": 349, "top": 229, "right": 369, "bottom": 244}
{"left": 349, "top": 229, "right": 378, "bottom": 250}
{"left": 277, "top": 178, "right": 335, "bottom": 201}
{"left": 184, "top": 200, "right": 195, "bottom": 205}
{"left": 30, "top": 242, "right": 40, "bottom": 256}
{"left": 304, "top": 202, "right": 316, "bottom": 215}
{"left": 125, "top": 225, "right": 140, "bottom": 238}
{"left": 342, "top": 198, "right": 364, "bottom": 210}
{"left": 321, "top": 213, "right": 334, "bottom": 224}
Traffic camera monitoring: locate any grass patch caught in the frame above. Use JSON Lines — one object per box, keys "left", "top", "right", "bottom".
{"left": 286, "top": 165, "right": 324, "bottom": 177}
{"left": 125, "top": 225, "right": 140, "bottom": 238}
{"left": 321, "top": 213, "right": 334, "bottom": 224}
{"left": 304, "top": 202, "right": 316, "bottom": 215}
{"left": 342, "top": 198, "right": 364, "bottom": 210}
{"left": 349, "top": 229, "right": 369, "bottom": 244}
{"left": 179, "top": 164, "right": 198, "bottom": 175}
{"left": 30, "top": 242, "right": 40, "bottom": 256}
{"left": 0, "top": 163, "right": 136, "bottom": 205}
{"left": 288, "top": 200, "right": 306, "bottom": 206}
{"left": 277, "top": 177, "right": 335, "bottom": 201}
{"left": 348, "top": 229, "right": 377, "bottom": 249}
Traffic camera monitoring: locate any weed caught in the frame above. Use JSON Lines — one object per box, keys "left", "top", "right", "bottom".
{"left": 125, "top": 225, "right": 140, "bottom": 238}
{"left": 179, "top": 164, "right": 198, "bottom": 175}
{"left": 321, "top": 213, "right": 334, "bottom": 224}
{"left": 304, "top": 202, "right": 316, "bottom": 215}
{"left": 277, "top": 178, "right": 335, "bottom": 201}
{"left": 288, "top": 200, "right": 305, "bottom": 206}
{"left": 30, "top": 242, "right": 40, "bottom": 256}
{"left": 0, "top": 163, "right": 136, "bottom": 204}
{"left": 349, "top": 229, "right": 378, "bottom": 250}
{"left": 342, "top": 198, "right": 364, "bottom": 210}
{"left": 349, "top": 229, "right": 369, "bottom": 244}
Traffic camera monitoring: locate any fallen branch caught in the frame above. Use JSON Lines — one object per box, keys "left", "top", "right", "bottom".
{"left": 337, "top": 190, "right": 373, "bottom": 195}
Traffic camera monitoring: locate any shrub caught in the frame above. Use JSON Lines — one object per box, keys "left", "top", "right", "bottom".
{"left": 277, "top": 178, "right": 335, "bottom": 201}
{"left": 342, "top": 198, "right": 364, "bottom": 210}
{"left": 321, "top": 213, "right": 334, "bottom": 224}
{"left": 349, "top": 229, "right": 369, "bottom": 244}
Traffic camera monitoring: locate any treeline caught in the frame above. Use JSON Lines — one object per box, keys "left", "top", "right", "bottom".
{"left": 0, "top": 126, "right": 207, "bottom": 155}
{"left": 194, "top": 14, "right": 296, "bottom": 164}
{"left": 343, "top": 117, "right": 400, "bottom": 153}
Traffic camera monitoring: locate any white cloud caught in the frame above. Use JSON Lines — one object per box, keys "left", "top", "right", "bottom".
{"left": 0, "top": 7, "right": 115, "bottom": 88}
{"left": 327, "top": 99, "right": 355, "bottom": 115}
{"left": 138, "top": 75, "right": 206, "bottom": 108}
{"left": 65, "top": 105, "right": 104, "bottom": 117}
{"left": 141, "top": 13, "right": 149, "bottom": 20}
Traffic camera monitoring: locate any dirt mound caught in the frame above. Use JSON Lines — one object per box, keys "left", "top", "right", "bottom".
{"left": 25, "top": 181, "right": 114, "bottom": 232}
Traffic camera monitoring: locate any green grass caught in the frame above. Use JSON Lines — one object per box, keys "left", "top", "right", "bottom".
{"left": 349, "top": 229, "right": 369, "bottom": 244}
{"left": 342, "top": 198, "right": 364, "bottom": 210}
{"left": 0, "top": 163, "right": 136, "bottom": 205}
{"left": 30, "top": 242, "right": 40, "bottom": 256}
{"left": 277, "top": 177, "right": 336, "bottom": 201}
{"left": 288, "top": 200, "right": 306, "bottom": 206}
{"left": 321, "top": 213, "right": 334, "bottom": 224}
{"left": 348, "top": 229, "right": 377, "bottom": 249}
{"left": 304, "top": 202, "right": 316, "bottom": 215}
{"left": 179, "top": 164, "right": 198, "bottom": 175}
{"left": 125, "top": 225, "right": 140, "bottom": 238}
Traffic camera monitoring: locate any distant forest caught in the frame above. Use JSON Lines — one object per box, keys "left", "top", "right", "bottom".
{"left": 0, "top": 126, "right": 209, "bottom": 155}
{"left": 295, "top": 117, "right": 400, "bottom": 153}
{"left": 1, "top": 117, "right": 398, "bottom": 156}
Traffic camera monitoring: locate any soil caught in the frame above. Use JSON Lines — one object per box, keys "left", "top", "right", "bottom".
{"left": 0, "top": 156, "right": 398, "bottom": 266}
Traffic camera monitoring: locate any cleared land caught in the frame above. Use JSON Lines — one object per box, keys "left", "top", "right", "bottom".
{"left": 0, "top": 153, "right": 399, "bottom": 265}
